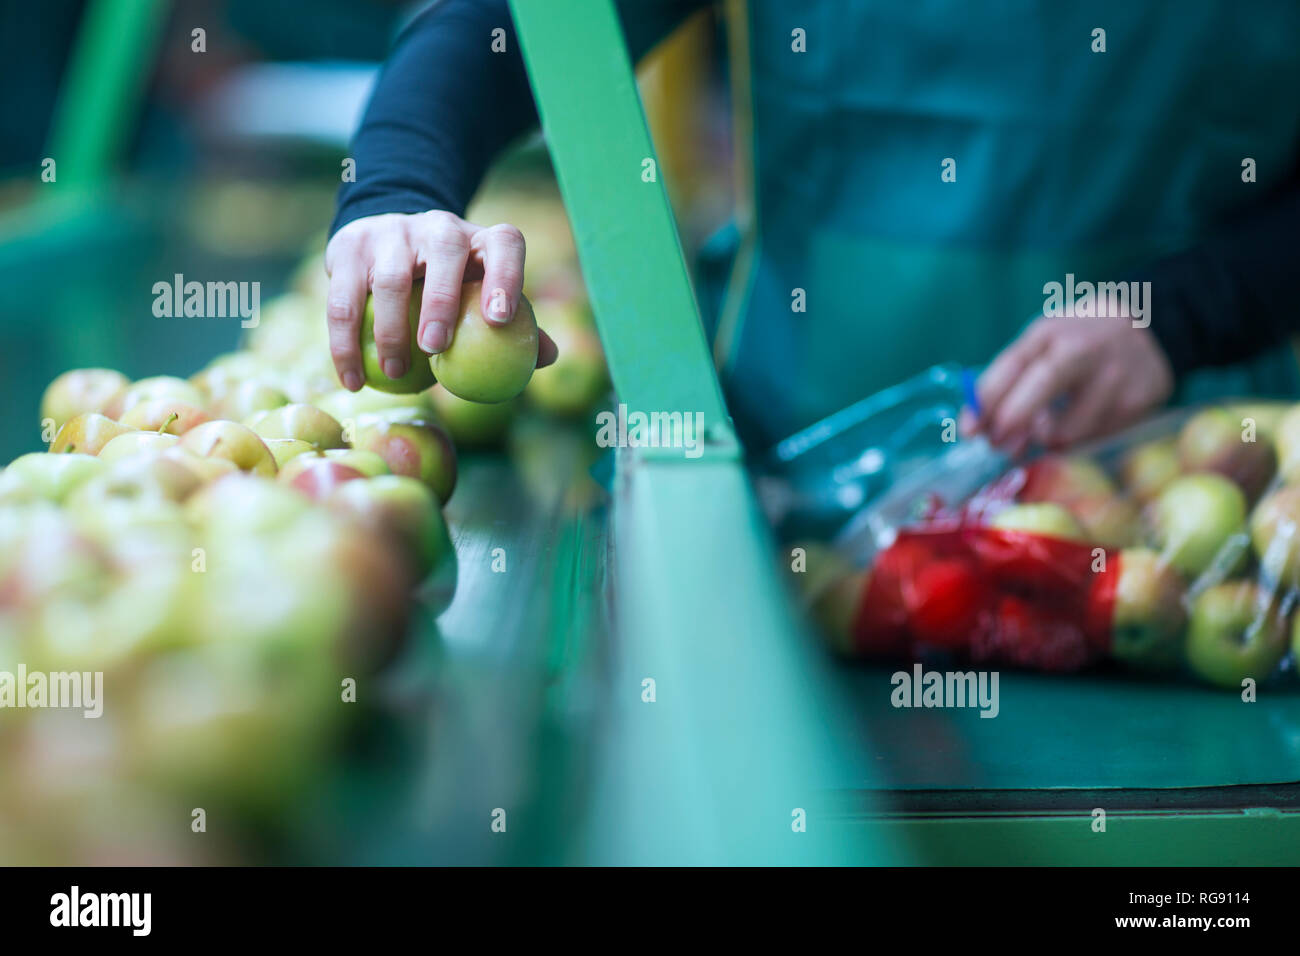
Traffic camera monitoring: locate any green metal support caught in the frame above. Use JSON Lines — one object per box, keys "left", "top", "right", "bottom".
{"left": 509, "top": 0, "right": 732, "bottom": 453}
{"left": 45, "top": 0, "right": 171, "bottom": 192}
{"left": 509, "top": 0, "right": 903, "bottom": 864}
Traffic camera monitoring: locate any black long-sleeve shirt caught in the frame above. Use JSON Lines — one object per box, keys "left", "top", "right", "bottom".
{"left": 332, "top": 0, "right": 1300, "bottom": 380}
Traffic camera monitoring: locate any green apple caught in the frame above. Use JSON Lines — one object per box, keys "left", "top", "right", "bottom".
{"left": 352, "top": 416, "right": 457, "bottom": 504}
{"left": 40, "top": 368, "right": 129, "bottom": 430}
{"left": 1120, "top": 437, "right": 1181, "bottom": 503}
{"left": 1273, "top": 403, "right": 1300, "bottom": 484}
{"left": 1019, "top": 455, "right": 1115, "bottom": 506}
{"left": 313, "top": 387, "right": 434, "bottom": 429}
{"left": 65, "top": 453, "right": 203, "bottom": 509}
{"left": 1177, "top": 407, "right": 1275, "bottom": 500}
{"left": 329, "top": 474, "right": 454, "bottom": 579}
{"left": 990, "top": 502, "right": 1085, "bottom": 540}
{"left": 277, "top": 448, "right": 391, "bottom": 485}
{"left": 184, "top": 473, "right": 310, "bottom": 535}
{"left": 263, "top": 438, "right": 317, "bottom": 468}
{"left": 525, "top": 309, "right": 608, "bottom": 417}
{"left": 120, "top": 398, "right": 210, "bottom": 435}
{"left": 1109, "top": 548, "right": 1186, "bottom": 670}
{"left": 246, "top": 403, "right": 345, "bottom": 448}
{"left": 360, "top": 281, "right": 437, "bottom": 394}
{"left": 1150, "top": 473, "right": 1247, "bottom": 577}
{"left": 431, "top": 280, "right": 538, "bottom": 403}
{"left": 1249, "top": 485, "right": 1300, "bottom": 587}
{"left": 4, "top": 453, "right": 105, "bottom": 503}
{"left": 179, "top": 421, "right": 278, "bottom": 476}
{"left": 160, "top": 447, "right": 240, "bottom": 485}
{"left": 208, "top": 379, "right": 290, "bottom": 422}
{"left": 1069, "top": 494, "right": 1140, "bottom": 549}
{"left": 190, "top": 351, "right": 265, "bottom": 399}
{"left": 427, "top": 384, "right": 515, "bottom": 447}
{"left": 50, "top": 413, "right": 134, "bottom": 455}
{"left": 1186, "top": 581, "right": 1288, "bottom": 689}
{"left": 788, "top": 541, "right": 864, "bottom": 655}
{"left": 285, "top": 458, "right": 366, "bottom": 501}
{"left": 97, "top": 430, "right": 180, "bottom": 464}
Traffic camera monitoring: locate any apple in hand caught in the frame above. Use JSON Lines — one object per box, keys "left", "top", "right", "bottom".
{"left": 1249, "top": 485, "right": 1300, "bottom": 587}
{"left": 1149, "top": 473, "right": 1247, "bottom": 577}
{"left": 40, "top": 368, "right": 129, "bottom": 430}
{"left": 179, "top": 420, "right": 278, "bottom": 476}
{"left": 3, "top": 452, "right": 105, "bottom": 503}
{"left": 97, "top": 430, "right": 180, "bottom": 464}
{"left": 1177, "top": 407, "right": 1275, "bottom": 500}
{"left": 1120, "top": 437, "right": 1181, "bottom": 503}
{"left": 431, "top": 280, "right": 539, "bottom": 403}
{"left": 120, "top": 398, "right": 210, "bottom": 435}
{"left": 50, "top": 413, "right": 134, "bottom": 455}
{"left": 246, "top": 403, "right": 345, "bottom": 449}
{"left": 990, "top": 502, "right": 1085, "bottom": 541}
{"left": 360, "top": 281, "right": 437, "bottom": 394}
{"left": 1108, "top": 548, "right": 1186, "bottom": 670}
{"left": 352, "top": 416, "right": 457, "bottom": 503}
{"left": 1186, "top": 581, "right": 1288, "bottom": 689}
{"left": 329, "top": 474, "right": 454, "bottom": 578}
{"left": 427, "top": 384, "right": 515, "bottom": 448}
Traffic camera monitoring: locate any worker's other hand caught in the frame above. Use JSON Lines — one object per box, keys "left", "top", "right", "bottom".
{"left": 970, "top": 313, "right": 1174, "bottom": 452}
{"left": 324, "top": 210, "right": 558, "bottom": 391}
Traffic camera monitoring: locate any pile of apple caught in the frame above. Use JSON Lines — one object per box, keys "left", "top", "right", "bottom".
{"left": 0, "top": 276, "right": 558, "bottom": 835}
{"left": 798, "top": 401, "right": 1300, "bottom": 689}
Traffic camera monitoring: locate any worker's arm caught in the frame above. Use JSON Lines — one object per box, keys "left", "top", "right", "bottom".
{"left": 326, "top": 0, "right": 708, "bottom": 390}
{"left": 974, "top": 176, "right": 1300, "bottom": 450}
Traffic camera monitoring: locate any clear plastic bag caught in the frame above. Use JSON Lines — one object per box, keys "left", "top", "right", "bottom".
{"left": 776, "top": 370, "right": 1298, "bottom": 690}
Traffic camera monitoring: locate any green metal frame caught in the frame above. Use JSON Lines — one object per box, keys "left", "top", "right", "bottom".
{"left": 510, "top": 0, "right": 902, "bottom": 864}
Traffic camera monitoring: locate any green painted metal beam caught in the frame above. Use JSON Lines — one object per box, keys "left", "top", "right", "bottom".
{"left": 45, "top": 0, "right": 171, "bottom": 191}
{"left": 508, "top": 0, "right": 732, "bottom": 451}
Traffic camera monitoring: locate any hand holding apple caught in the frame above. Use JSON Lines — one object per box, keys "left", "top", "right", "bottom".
{"left": 431, "top": 280, "right": 539, "bottom": 404}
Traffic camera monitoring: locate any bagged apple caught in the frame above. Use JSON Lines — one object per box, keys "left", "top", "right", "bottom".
{"left": 782, "top": 386, "right": 1300, "bottom": 690}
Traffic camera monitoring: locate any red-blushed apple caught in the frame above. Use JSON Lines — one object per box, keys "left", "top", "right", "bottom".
{"left": 990, "top": 502, "right": 1085, "bottom": 540}
{"left": 1249, "top": 485, "right": 1300, "bottom": 587}
{"left": 352, "top": 416, "right": 457, "bottom": 504}
{"left": 263, "top": 438, "right": 316, "bottom": 469}
{"left": 1069, "top": 494, "right": 1141, "bottom": 549}
{"left": 1227, "top": 401, "right": 1289, "bottom": 447}
{"left": 525, "top": 310, "right": 608, "bottom": 417}
{"left": 160, "top": 447, "right": 240, "bottom": 484}
{"left": 120, "top": 398, "right": 210, "bottom": 435}
{"left": 276, "top": 448, "right": 391, "bottom": 485}
{"left": 1186, "top": 580, "right": 1288, "bottom": 689}
{"left": 328, "top": 474, "right": 454, "bottom": 580}
{"left": 179, "top": 420, "right": 278, "bottom": 476}
{"left": 1120, "top": 437, "right": 1181, "bottom": 503}
{"left": 49, "top": 413, "right": 134, "bottom": 455}
{"left": 431, "top": 280, "right": 539, "bottom": 403}
{"left": 1108, "top": 548, "right": 1187, "bottom": 670}
{"left": 1176, "top": 407, "right": 1275, "bottom": 500}
{"left": 427, "top": 384, "right": 515, "bottom": 447}
{"left": 208, "top": 379, "right": 290, "bottom": 422}
{"left": 286, "top": 459, "right": 366, "bottom": 501}
{"left": 1273, "top": 403, "right": 1300, "bottom": 484}
{"left": 359, "top": 280, "right": 437, "bottom": 394}
{"left": 104, "top": 376, "right": 205, "bottom": 419}
{"left": 1019, "top": 455, "right": 1115, "bottom": 506}
{"left": 96, "top": 430, "right": 180, "bottom": 464}
{"left": 245, "top": 403, "right": 345, "bottom": 448}
{"left": 1149, "top": 473, "right": 1247, "bottom": 577}
{"left": 40, "top": 368, "right": 129, "bottom": 430}
{"left": 4, "top": 452, "right": 105, "bottom": 503}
